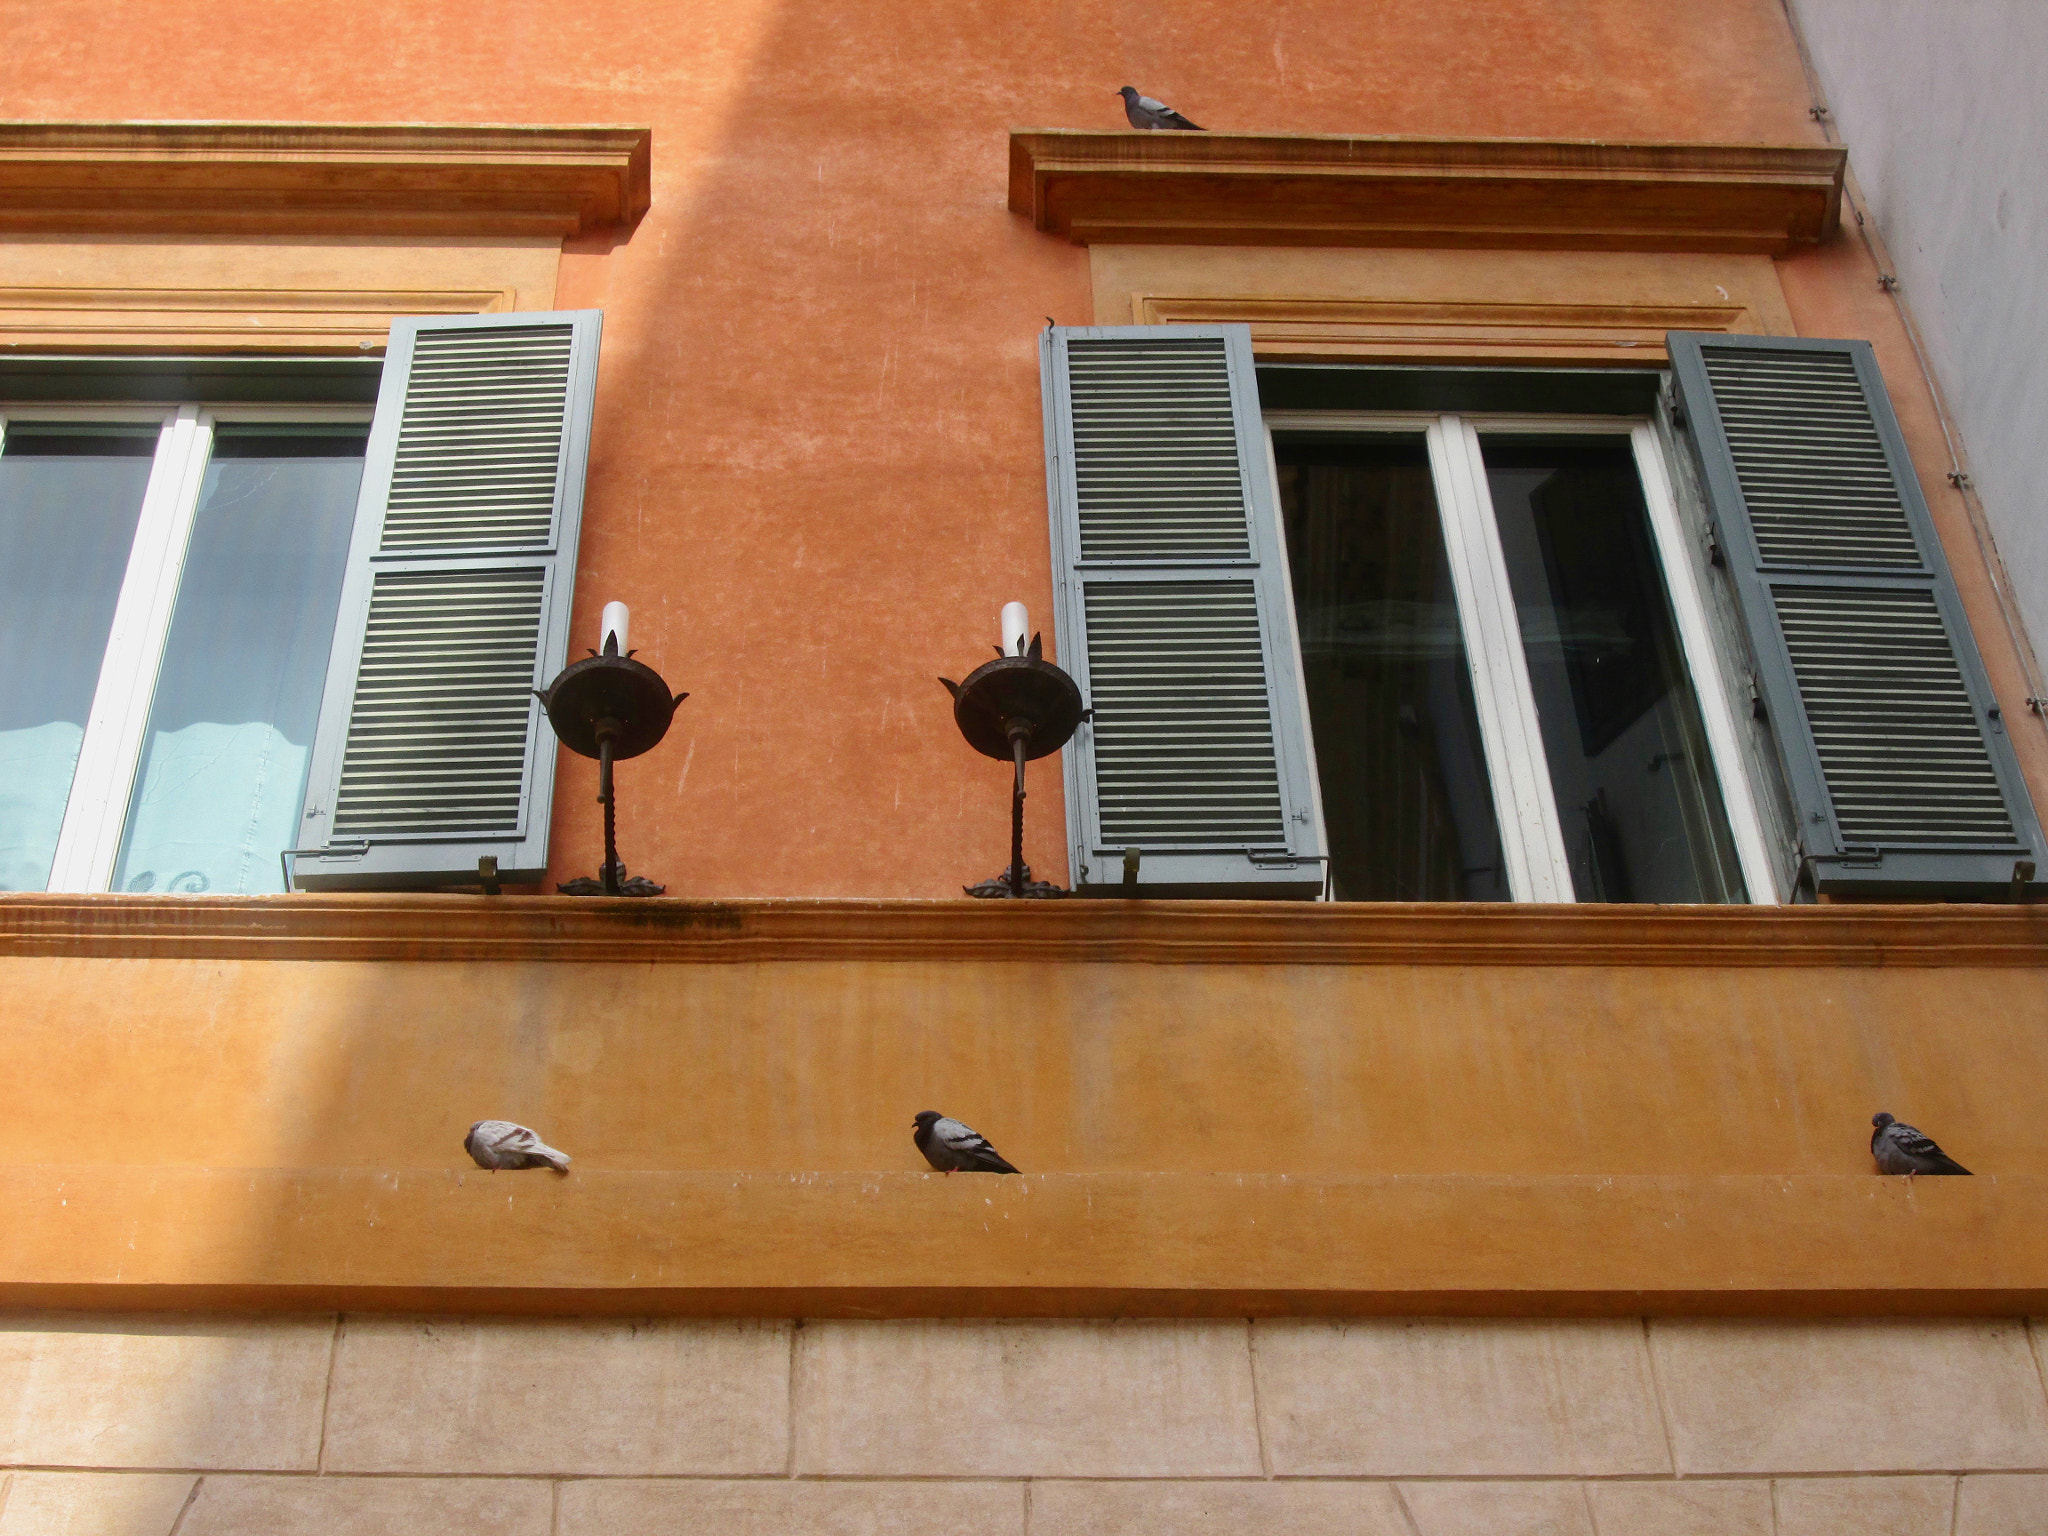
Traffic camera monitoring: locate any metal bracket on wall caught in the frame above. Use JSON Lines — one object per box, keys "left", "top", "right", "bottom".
{"left": 277, "top": 839, "right": 368, "bottom": 893}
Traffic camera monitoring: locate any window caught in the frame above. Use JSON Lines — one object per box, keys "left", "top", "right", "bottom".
{"left": 1268, "top": 416, "right": 1760, "bottom": 904}
{"left": 1042, "top": 326, "right": 2042, "bottom": 902}
{"left": 1, "top": 408, "right": 366, "bottom": 893}
{"left": 0, "top": 309, "right": 606, "bottom": 895}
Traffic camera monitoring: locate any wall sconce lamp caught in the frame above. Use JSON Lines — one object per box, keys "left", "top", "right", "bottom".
{"left": 537, "top": 602, "right": 687, "bottom": 896}
{"left": 941, "top": 601, "right": 1088, "bottom": 898}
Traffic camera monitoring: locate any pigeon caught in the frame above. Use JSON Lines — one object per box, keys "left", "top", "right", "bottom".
{"left": 1119, "top": 86, "right": 1204, "bottom": 131}
{"left": 913, "top": 1110, "right": 1021, "bottom": 1174}
{"left": 1870, "top": 1112, "right": 1971, "bottom": 1176}
{"left": 464, "top": 1119, "right": 572, "bottom": 1174}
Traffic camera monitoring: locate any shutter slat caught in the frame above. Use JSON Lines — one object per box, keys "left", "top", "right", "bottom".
{"left": 1067, "top": 336, "right": 1254, "bottom": 562}
{"left": 1700, "top": 348, "right": 1923, "bottom": 568}
{"left": 1670, "top": 332, "right": 2040, "bottom": 895}
{"left": 293, "top": 311, "right": 602, "bottom": 888}
{"left": 1772, "top": 586, "right": 2012, "bottom": 846}
{"left": 1084, "top": 580, "right": 1288, "bottom": 842}
{"left": 376, "top": 324, "right": 576, "bottom": 552}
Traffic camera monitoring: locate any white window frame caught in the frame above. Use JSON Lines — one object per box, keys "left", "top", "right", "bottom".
{"left": 1263, "top": 408, "right": 1779, "bottom": 905}
{"left": 1, "top": 402, "right": 374, "bottom": 893}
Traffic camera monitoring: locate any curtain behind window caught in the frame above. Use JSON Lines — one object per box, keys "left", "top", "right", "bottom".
{"left": 112, "top": 429, "right": 364, "bottom": 895}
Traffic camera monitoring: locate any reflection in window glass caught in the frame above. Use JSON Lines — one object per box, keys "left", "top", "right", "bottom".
{"left": 1277, "top": 436, "right": 1509, "bottom": 901}
{"left": 1482, "top": 436, "right": 1745, "bottom": 902}
{"left": 112, "top": 428, "right": 365, "bottom": 895}
{"left": 0, "top": 426, "right": 159, "bottom": 891}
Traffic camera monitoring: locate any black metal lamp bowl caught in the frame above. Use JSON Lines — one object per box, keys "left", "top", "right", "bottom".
{"left": 536, "top": 612, "right": 686, "bottom": 897}
{"left": 941, "top": 626, "right": 1087, "bottom": 898}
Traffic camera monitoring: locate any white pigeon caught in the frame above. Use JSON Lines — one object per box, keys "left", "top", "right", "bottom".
{"left": 913, "top": 1110, "right": 1020, "bottom": 1174}
{"left": 464, "top": 1119, "right": 572, "bottom": 1174}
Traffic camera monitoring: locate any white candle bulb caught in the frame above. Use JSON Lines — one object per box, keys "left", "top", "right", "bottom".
{"left": 601, "top": 601, "right": 630, "bottom": 655}
{"left": 1001, "top": 601, "right": 1029, "bottom": 657}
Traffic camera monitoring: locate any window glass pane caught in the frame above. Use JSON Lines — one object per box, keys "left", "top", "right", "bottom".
{"left": 0, "top": 425, "right": 160, "bottom": 891}
{"left": 1481, "top": 435, "right": 1745, "bottom": 902}
{"left": 112, "top": 427, "right": 365, "bottom": 895}
{"left": 1277, "top": 435, "right": 1509, "bottom": 901}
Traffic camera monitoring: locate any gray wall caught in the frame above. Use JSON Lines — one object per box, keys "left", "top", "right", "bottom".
{"left": 1790, "top": 0, "right": 2048, "bottom": 659}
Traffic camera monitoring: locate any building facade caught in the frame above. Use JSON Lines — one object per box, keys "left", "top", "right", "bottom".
{"left": 1, "top": 1, "right": 2046, "bottom": 1531}
{"left": 1789, "top": 0, "right": 2048, "bottom": 678}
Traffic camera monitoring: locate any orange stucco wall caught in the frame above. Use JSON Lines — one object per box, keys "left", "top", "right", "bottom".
{"left": 1, "top": 0, "right": 1925, "bottom": 899}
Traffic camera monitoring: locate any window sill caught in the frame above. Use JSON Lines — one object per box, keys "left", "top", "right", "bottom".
{"left": 4, "top": 892, "right": 2046, "bottom": 966}
{"left": 1010, "top": 130, "right": 1845, "bottom": 254}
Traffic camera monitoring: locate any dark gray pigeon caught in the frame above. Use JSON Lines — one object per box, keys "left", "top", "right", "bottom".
{"left": 1120, "top": 86, "right": 1203, "bottom": 131}
{"left": 913, "top": 1110, "right": 1020, "bottom": 1174}
{"left": 465, "top": 1119, "right": 572, "bottom": 1174}
{"left": 1871, "top": 1112, "right": 1971, "bottom": 1176}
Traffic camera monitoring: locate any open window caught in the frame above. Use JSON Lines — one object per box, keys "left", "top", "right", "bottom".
{"left": 0, "top": 310, "right": 603, "bottom": 894}
{"left": 1042, "top": 325, "right": 2041, "bottom": 902}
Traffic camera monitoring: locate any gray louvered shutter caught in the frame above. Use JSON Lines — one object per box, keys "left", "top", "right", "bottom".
{"left": 1044, "top": 325, "right": 1322, "bottom": 896}
{"left": 1669, "top": 332, "right": 2041, "bottom": 896}
{"left": 291, "top": 311, "right": 601, "bottom": 889}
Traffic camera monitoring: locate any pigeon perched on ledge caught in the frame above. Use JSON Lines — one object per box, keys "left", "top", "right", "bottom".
{"left": 914, "top": 1110, "right": 1020, "bottom": 1173}
{"left": 1871, "top": 1112, "right": 1971, "bottom": 1176}
{"left": 465, "top": 1120, "right": 572, "bottom": 1174}
{"left": 1119, "top": 86, "right": 1203, "bottom": 131}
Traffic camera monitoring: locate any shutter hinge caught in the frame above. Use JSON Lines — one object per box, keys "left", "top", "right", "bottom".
{"left": 277, "top": 838, "right": 370, "bottom": 892}
{"left": 1661, "top": 379, "right": 1686, "bottom": 432}
{"left": 1748, "top": 672, "right": 1766, "bottom": 721}
{"left": 1247, "top": 849, "right": 1331, "bottom": 868}
{"left": 1704, "top": 528, "right": 1724, "bottom": 568}
{"left": 1835, "top": 845, "right": 1883, "bottom": 868}
{"left": 2013, "top": 860, "right": 2036, "bottom": 903}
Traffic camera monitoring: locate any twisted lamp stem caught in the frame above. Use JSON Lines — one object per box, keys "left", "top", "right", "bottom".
{"left": 598, "top": 726, "right": 620, "bottom": 896}
{"left": 1009, "top": 726, "right": 1030, "bottom": 898}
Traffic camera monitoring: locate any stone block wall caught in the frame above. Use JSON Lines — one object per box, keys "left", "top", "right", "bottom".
{"left": 0, "top": 1314, "right": 2044, "bottom": 1533}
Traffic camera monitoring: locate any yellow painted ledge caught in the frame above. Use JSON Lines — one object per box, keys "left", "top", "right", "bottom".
{"left": 4, "top": 1169, "right": 2043, "bottom": 1318}
{"left": 7, "top": 893, "right": 2048, "bottom": 966}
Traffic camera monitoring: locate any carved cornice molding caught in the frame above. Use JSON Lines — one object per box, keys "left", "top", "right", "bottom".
{"left": 1011, "top": 130, "right": 1845, "bottom": 254}
{"left": 0, "top": 122, "right": 651, "bottom": 238}
{"left": 1136, "top": 295, "right": 1751, "bottom": 365}
{"left": 0, "top": 284, "right": 515, "bottom": 352}
{"left": 4, "top": 893, "right": 2046, "bottom": 967}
